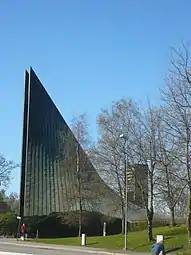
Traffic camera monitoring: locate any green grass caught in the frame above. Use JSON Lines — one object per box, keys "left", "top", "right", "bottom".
{"left": 31, "top": 225, "right": 189, "bottom": 253}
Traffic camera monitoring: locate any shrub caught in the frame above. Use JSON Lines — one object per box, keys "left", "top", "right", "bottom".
{"left": 22, "top": 211, "right": 122, "bottom": 238}
{"left": 0, "top": 212, "right": 17, "bottom": 236}
{"left": 102, "top": 215, "right": 122, "bottom": 235}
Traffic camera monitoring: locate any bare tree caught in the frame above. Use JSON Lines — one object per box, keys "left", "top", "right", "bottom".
{"left": 89, "top": 143, "right": 122, "bottom": 207}
{"left": 58, "top": 114, "right": 105, "bottom": 237}
{"left": 0, "top": 155, "right": 18, "bottom": 213}
{"left": 90, "top": 128, "right": 125, "bottom": 232}
{"left": 92, "top": 98, "right": 183, "bottom": 241}
{"left": 0, "top": 155, "right": 18, "bottom": 188}
{"left": 71, "top": 113, "right": 91, "bottom": 151}
{"left": 160, "top": 43, "right": 191, "bottom": 243}
{"left": 131, "top": 105, "right": 161, "bottom": 241}
{"left": 93, "top": 98, "right": 181, "bottom": 241}
{"left": 0, "top": 189, "right": 10, "bottom": 212}
{"left": 6, "top": 192, "right": 19, "bottom": 213}
{"left": 70, "top": 113, "right": 90, "bottom": 237}
{"left": 92, "top": 99, "right": 164, "bottom": 241}
{"left": 155, "top": 108, "right": 187, "bottom": 226}
{"left": 175, "top": 188, "right": 188, "bottom": 219}
{"left": 93, "top": 99, "right": 142, "bottom": 234}
{"left": 156, "top": 158, "right": 186, "bottom": 226}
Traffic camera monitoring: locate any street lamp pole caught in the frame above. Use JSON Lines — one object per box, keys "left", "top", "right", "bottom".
{"left": 119, "top": 134, "right": 128, "bottom": 251}
{"left": 124, "top": 160, "right": 128, "bottom": 251}
{"left": 16, "top": 216, "right": 21, "bottom": 241}
{"left": 76, "top": 144, "right": 82, "bottom": 237}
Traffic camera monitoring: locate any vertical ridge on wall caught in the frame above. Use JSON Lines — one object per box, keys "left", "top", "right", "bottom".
{"left": 20, "top": 70, "right": 29, "bottom": 218}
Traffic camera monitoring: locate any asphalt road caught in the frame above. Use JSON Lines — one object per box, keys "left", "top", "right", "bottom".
{"left": 0, "top": 239, "right": 152, "bottom": 255}
{"left": 0, "top": 243, "right": 100, "bottom": 255}
{"left": 0, "top": 238, "right": 177, "bottom": 255}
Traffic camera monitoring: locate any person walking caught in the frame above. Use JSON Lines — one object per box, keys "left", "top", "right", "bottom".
{"left": 21, "top": 223, "right": 26, "bottom": 240}
{"left": 151, "top": 239, "right": 165, "bottom": 255}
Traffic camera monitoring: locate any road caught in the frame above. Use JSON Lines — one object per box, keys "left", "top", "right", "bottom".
{"left": 0, "top": 243, "right": 84, "bottom": 255}
{"left": 0, "top": 239, "right": 152, "bottom": 255}
{"left": 0, "top": 243, "right": 113, "bottom": 255}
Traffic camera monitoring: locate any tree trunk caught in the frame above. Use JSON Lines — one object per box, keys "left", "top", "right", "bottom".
{"left": 77, "top": 170, "right": 82, "bottom": 237}
{"left": 147, "top": 211, "right": 154, "bottom": 242}
{"left": 121, "top": 212, "right": 125, "bottom": 234}
{"left": 187, "top": 190, "right": 191, "bottom": 243}
{"left": 78, "top": 195, "right": 83, "bottom": 237}
{"left": 186, "top": 141, "right": 191, "bottom": 244}
{"left": 121, "top": 216, "right": 125, "bottom": 234}
{"left": 78, "top": 209, "right": 82, "bottom": 237}
{"left": 78, "top": 184, "right": 83, "bottom": 237}
{"left": 170, "top": 207, "right": 176, "bottom": 227}
{"left": 122, "top": 156, "right": 127, "bottom": 235}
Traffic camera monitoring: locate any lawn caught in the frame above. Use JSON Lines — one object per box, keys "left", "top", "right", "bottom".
{"left": 31, "top": 225, "right": 189, "bottom": 253}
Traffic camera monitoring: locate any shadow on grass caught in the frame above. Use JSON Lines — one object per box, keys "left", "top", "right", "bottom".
{"left": 87, "top": 242, "right": 99, "bottom": 246}
{"left": 131, "top": 242, "right": 153, "bottom": 251}
{"left": 131, "top": 236, "right": 175, "bottom": 251}
{"left": 131, "top": 244, "right": 183, "bottom": 253}
{"left": 164, "top": 236, "right": 173, "bottom": 240}
{"left": 166, "top": 246, "right": 184, "bottom": 254}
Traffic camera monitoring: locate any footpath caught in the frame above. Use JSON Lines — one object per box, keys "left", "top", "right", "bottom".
{"left": 0, "top": 238, "right": 175, "bottom": 255}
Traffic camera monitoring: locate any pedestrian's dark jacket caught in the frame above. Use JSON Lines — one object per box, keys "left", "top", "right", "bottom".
{"left": 151, "top": 242, "right": 165, "bottom": 255}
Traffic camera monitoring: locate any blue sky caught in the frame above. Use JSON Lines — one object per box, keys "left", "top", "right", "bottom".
{"left": 0, "top": 0, "right": 190, "bottom": 194}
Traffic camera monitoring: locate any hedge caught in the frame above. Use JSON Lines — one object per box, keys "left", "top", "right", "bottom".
{"left": 0, "top": 211, "right": 172, "bottom": 238}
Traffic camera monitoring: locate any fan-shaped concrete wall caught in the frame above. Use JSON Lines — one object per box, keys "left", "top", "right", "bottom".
{"left": 20, "top": 68, "right": 147, "bottom": 221}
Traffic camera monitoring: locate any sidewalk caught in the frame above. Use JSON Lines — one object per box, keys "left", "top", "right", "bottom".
{"left": 0, "top": 238, "right": 175, "bottom": 255}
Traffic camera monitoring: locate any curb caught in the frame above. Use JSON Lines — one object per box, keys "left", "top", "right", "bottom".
{"left": 0, "top": 241, "right": 132, "bottom": 255}
{"left": 0, "top": 252, "right": 30, "bottom": 255}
